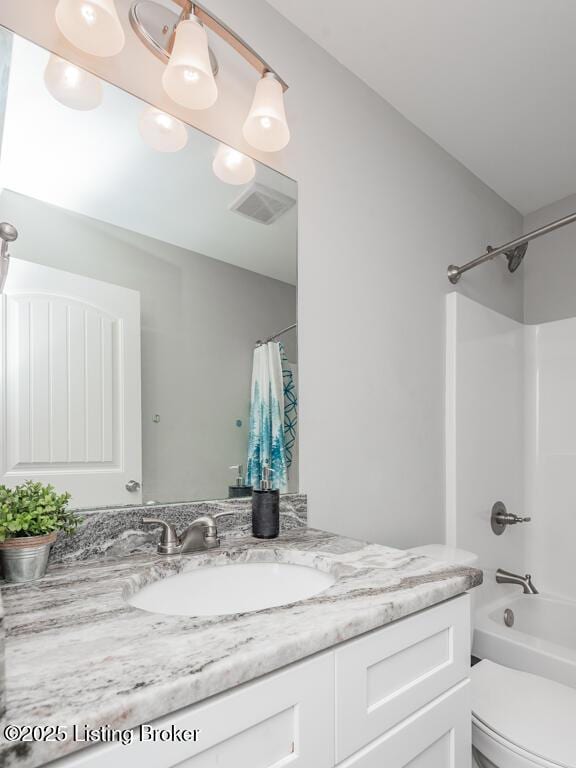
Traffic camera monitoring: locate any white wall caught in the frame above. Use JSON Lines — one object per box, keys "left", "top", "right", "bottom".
{"left": 523, "top": 192, "right": 576, "bottom": 324}
{"left": 446, "top": 294, "right": 526, "bottom": 607}
{"left": 0, "top": 2, "right": 524, "bottom": 546}
{"left": 525, "top": 318, "right": 576, "bottom": 601}
{"left": 0, "top": 190, "right": 297, "bottom": 504}
{"left": 0, "top": 27, "right": 10, "bottom": 151}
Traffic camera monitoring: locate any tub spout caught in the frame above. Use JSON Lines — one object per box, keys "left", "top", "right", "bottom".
{"left": 496, "top": 569, "right": 539, "bottom": 595}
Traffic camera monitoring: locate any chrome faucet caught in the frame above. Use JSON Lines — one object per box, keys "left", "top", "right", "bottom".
{"left": 496, "top": 568, "right": 539, "bottom": 594}
{"left": 142, "top": 516, "right": 220, "bottom": 555}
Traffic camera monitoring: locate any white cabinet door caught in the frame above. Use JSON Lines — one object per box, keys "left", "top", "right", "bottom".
{"left": 335, "top": 594, "right": 469, "bottom": 761}
{"left": 0, "top": 259, "right": 142, "bottom": 507}
{"left": 50, "top": 653, "right": 334, "bottom": 768}
{"left": 337, "top": 681, "right": 471, "bottom": 768}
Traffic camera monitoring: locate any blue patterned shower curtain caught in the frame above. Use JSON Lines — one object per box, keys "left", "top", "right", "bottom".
{"left": 246, "top": 342, "right": 288, "bottom": 492}
{"left": 280, "top": 344, "right": 297, "bottom": 470}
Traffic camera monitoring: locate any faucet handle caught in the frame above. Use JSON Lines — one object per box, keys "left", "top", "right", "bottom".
{"left": 203, "top": 515, "right": 221, "bottom": 546}
{"left": 142, "top": 518, "right": 180, "bottom": 555}
{"left": 491, "top": 502, "right": 531, "bottom": 535}
{"left": 192, "top": 515, "right": 219, "bottom": 545}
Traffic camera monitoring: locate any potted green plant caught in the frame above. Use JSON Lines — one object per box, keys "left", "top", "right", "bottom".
{"left": 0, "top": 481, "right": 79, "bottom": 583}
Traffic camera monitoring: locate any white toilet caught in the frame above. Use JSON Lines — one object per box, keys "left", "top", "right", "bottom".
{"left": 472, "top": 660, "right": 576, "bottom": 767}
{"left": 410, "top": 545, "right": 576, "bottom": 768}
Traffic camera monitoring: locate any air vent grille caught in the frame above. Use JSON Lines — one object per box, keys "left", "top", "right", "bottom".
{"left": 230, "top": 183, "right": 296, "bottom": 225}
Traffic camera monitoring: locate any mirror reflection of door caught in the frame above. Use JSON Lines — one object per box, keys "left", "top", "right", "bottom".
{"left": 0, "top": 258, "right": 142, "bottom": 507}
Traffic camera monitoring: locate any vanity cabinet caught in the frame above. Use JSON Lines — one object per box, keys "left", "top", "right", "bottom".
{"left": 51, "top": 654, "right": 334, "bottom": 768}
{"left": 51, "top": 595, "right": 470, "bottom": 768}
{"left": 337, "top": 682, "right": 470, "bottom": 767}
{"left": 335, "top": 594, "right": 470, "bottom": 761}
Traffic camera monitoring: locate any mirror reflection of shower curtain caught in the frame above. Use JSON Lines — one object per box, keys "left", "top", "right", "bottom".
{"left": 246, "top": 341, "right": 288, "bottom": 492}
{"left": 281, "top": 345, "right": 298, "bottom": 493}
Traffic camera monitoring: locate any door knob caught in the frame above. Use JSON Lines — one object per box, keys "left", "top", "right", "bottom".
{"left": 126, "top": 480, "right": 141, "bottom": 493}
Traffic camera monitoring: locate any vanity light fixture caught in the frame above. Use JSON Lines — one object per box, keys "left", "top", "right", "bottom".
{"left": 129, "top": 1, "right": 290, "bottom": 151}
{"left": 55, "top": 0, "right": 126, "bottom": 58}
{"left": 139, "top": 105, "right": 188, "bottom": 152}
{"left": 44, "top": 54, "right": 103, "bottom": 111}
{"left": 243, "top": 72, "right": 290, "bottom": 152}
{"left": 212, "top": 143, "right": 255, "bottom": 185}
{"left": 162, "top": 16, "right": 217, "bottom": 110}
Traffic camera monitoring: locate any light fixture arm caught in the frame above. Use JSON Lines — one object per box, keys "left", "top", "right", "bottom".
{"left": 162, "top": 1, "right": 192, "bottom": 56}
{"left": 189, "top": 2, "right": 288, "bottom": 90}
{"left": 130, "top": 0, "right": 288, "bottom": 91}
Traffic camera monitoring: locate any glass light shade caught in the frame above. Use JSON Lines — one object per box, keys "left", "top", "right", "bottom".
{"left": 55, "top": 0, "right": 125, "bottom": 57}
{"left": 44, "top": 54, "right": 103, "bottom": 110}
{"left": 212, "top": 144, "right": 256, "bottom": 185}
{"left": 138, "top": 106, "right": 188, "bottom": 153}
{"left": 243, "top": 73, "right": 290, "bottom": 152}
{"left": 162, "top": 18, "right": 218, "bottom": 110}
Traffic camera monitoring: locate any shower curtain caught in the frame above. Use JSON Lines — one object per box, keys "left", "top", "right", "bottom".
{"left": 281, "top": 344, "right": 297, "bottom": 471}
{"left": 246, "top": 341, "right": 288, "bottom": 492}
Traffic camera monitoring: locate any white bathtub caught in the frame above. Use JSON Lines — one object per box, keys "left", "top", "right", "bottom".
{"left": 473, "top": 592, "right": 576, "bottom": 688}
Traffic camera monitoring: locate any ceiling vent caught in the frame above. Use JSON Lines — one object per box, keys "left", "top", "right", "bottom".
{"left": 229, "top": 183, "right": 296, "bottom": 225}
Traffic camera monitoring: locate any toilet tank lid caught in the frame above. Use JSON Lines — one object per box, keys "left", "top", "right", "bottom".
{"left": 472, "top": 660, "right": 576, "bottom": 768}
{"left": 409, "top": 544, "right": 478, "bottom": 566}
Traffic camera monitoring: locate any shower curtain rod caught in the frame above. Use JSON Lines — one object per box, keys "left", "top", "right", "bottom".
{"left": 447, "top": 210, "right": 576, "bottom": 284}
{"left": 255, "top": 323, "right": 297, "bottom": 346}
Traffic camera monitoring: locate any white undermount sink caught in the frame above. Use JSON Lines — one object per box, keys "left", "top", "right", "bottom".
{"left": 127, "top": 562, "right": 336, "bottom": 617}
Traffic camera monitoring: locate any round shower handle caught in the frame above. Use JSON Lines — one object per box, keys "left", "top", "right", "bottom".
{"left": 491, "top": 501, "right": 531, "bottom": 535}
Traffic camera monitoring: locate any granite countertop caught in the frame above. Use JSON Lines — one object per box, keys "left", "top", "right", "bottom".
{"left": 0, "top": 527, "right": 482, "bottom": 768}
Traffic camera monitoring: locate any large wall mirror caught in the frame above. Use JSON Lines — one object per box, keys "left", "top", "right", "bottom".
{"left": 0, "top": 29, "right": 298, "bottom": 509}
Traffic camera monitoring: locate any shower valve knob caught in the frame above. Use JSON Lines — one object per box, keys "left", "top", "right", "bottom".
{"left": 509, "top": 514, "right": 531, "bottom": 524}
{"left": 491, "top": 501, "right": 531, "bottom": 535}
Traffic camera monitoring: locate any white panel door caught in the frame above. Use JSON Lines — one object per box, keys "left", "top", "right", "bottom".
{"left": 0, "top": 258, "right": 142, "bottom": 507}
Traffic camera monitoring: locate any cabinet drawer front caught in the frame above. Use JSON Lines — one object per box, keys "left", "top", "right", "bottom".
{"left": 335, "top": 594, "right": 470, "bottom": 761}
{"left": 52, "top": 653, "right": 334, "bottom": 768}
{"left": 337, "top": 680, "right": 471, "bottom": 767}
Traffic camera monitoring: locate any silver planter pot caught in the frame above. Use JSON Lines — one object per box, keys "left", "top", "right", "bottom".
{"left": 0, "top": 532, "right": 57, "bottom": 583}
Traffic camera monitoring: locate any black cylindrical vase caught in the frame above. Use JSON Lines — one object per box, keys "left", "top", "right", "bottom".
{"left": 252, "top": 490, "right": 280, "bottom": 539}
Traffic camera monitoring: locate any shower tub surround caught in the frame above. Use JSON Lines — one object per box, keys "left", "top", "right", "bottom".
{"left": 0, "top": 524, "right": 481, "bottom": 767}
{"left": 447, "top": 294, "right": 576, "bottom": 692}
